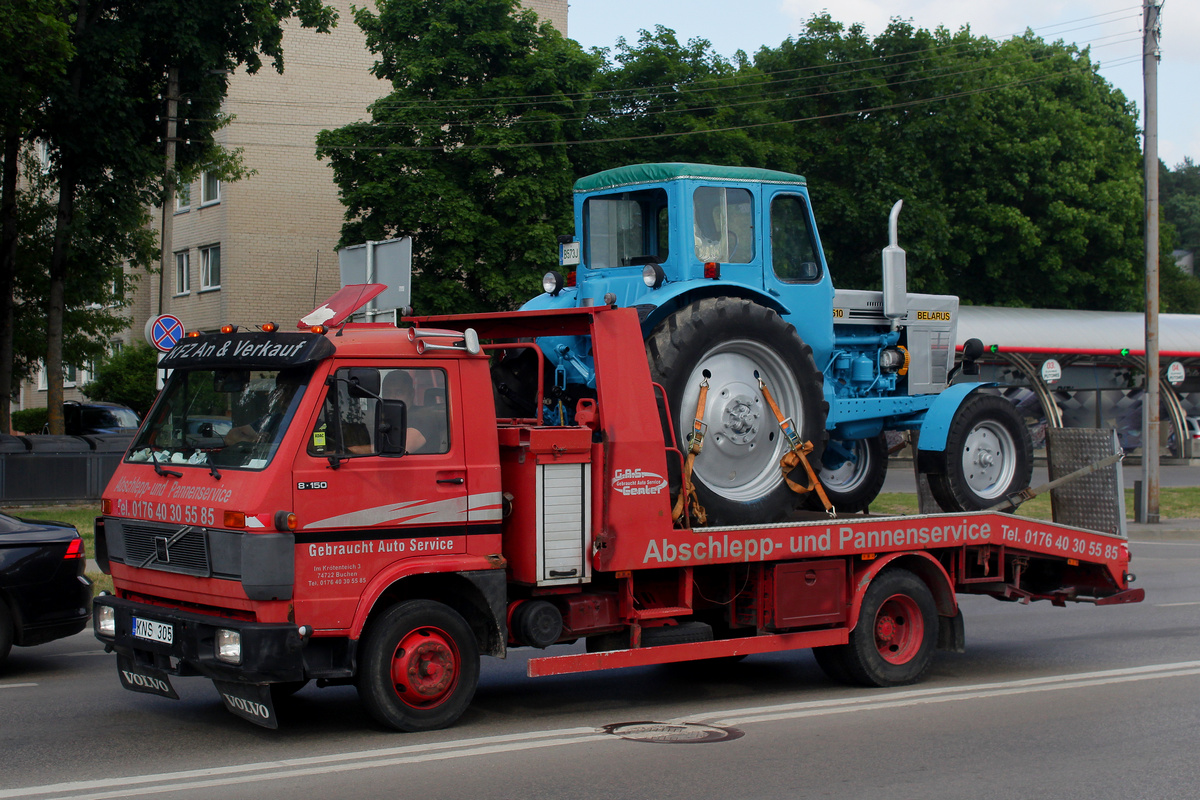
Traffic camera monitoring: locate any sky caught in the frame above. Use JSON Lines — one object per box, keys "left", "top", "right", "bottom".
{"left": 567, "top": 0, "right": 1198, "bottom": 168}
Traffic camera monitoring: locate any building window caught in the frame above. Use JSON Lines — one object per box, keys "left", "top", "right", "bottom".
{"left": 64, "top": 364, "right": 77, "bottom": 387}
{"left": 36, "top": 140, "right": 52, "bottom": 174}
{"left": 175, "top": 251, "right": 190, "bottom": 295}
{"left": 201, "top": 171, "right": 220, "bottom": 205}
{"left": 176, "top": 182, "right": 191, "bottom": 212}
{"left": 200, "top": 244, "right": 221, "bottom": 290}
{"left": 37, "top": 365, "right": 47, "bottom": 391}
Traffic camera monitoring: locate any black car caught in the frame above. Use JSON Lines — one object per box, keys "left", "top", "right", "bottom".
{"left": 0, "top": 512, "right": 92, "bottom": 668}
{"left": 63, "top": 401, "right": 141, "bottom": 436}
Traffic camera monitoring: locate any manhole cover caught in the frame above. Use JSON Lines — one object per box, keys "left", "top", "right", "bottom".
{"left": 603, "top": 721, "right": 743, "bottom": 744}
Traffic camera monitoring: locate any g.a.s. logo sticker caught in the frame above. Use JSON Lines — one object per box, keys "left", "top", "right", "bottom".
{"left": 612, "top": 468, "right": 668, "bottom": 496}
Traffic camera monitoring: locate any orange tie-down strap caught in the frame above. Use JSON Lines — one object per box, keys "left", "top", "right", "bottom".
{"left": 758, "top": 378, "right": 834, "bottom": 515}
{"left": 672, "top": 381, "right": 709, "bottom": 528}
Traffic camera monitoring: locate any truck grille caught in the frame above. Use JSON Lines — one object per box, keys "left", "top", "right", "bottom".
{"left": 122, "top": 522, "right": 212, "bottom": 577}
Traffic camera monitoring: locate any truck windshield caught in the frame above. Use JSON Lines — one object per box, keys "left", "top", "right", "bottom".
{"left": 583, "top": 189, "right": 668, "bottom": 269}
{"left": 127, "top": 367, "right": 311, "bottom": 471}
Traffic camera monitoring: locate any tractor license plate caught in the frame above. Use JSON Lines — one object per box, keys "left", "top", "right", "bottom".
{"left": 133, "top": 616, "right": 174, "bottom": 645}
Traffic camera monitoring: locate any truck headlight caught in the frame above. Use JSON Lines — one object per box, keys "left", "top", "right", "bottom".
{"left": 216, "top": 629, "right": 242, "bottom": 664}
{"left": 96, "top": 605, "right": 116, "bottom": 638}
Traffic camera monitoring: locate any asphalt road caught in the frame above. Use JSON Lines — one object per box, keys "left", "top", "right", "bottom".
{"left": 2, "top": 536, "right": 1198, "bottom": 800}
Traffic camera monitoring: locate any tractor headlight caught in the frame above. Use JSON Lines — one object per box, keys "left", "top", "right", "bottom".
{"left": 543, "top": 271, "right": 564, "bottom": 296}
{"left": 642, "top": 263, "right": 666, "bottom": 289}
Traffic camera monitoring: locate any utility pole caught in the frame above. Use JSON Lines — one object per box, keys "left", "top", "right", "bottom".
{"left": 157, "top": 67, "right": 179, "bottom": 318}
{"left": 1140, "top": 0, "right": 1162, "bottom": 524}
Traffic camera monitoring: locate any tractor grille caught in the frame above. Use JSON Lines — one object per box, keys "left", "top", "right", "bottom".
{"left": 122, "top": 522, "right": 212, "bottom": 577}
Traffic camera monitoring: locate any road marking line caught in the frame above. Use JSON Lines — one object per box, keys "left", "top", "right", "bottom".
{"left": 59, "top": 650, "right": 110, "bottom": 658}
{"left": 0, "top": 683, "right": 36, "bottom": 690}
{"left": 688, "top": 661, "right": 1200, "bottom": 727}
{"left": 0, "top": 727, "right": 606, "bottom": 800}
{"left": 1156, "top": 601, "right": 1200, "bottom": 606}
{"left": 5, "top": 662, "right": 1199, "bottom": 799}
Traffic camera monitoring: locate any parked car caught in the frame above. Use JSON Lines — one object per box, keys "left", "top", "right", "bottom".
{"left": 1166, "top": 415, "right": 1200, "bottom": 457}
{"left": 63, "top": 401, "right": 140, "bottom": 436}
{"left": 0, "top": 512, "right": 91, "bottom": 668}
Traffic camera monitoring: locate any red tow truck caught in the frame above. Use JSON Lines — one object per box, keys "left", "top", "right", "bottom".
{"left": 92, "top": 293, "right": 1142, "bottom": 730}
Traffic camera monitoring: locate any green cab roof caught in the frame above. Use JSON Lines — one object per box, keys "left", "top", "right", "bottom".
{"left": 573, "top": 162, "right": 807, "bottom": 193}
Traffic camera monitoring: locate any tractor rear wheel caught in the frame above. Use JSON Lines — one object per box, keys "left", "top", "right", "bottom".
{"left": 647, "top": 297, "right": 826, "bottom": 525}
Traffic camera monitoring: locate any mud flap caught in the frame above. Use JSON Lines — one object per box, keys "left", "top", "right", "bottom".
{"left": 213, "top": 681, "right": 278, "bottom": 729}
{"left": 117, "top": 655, "right": 179, "bottom": 699}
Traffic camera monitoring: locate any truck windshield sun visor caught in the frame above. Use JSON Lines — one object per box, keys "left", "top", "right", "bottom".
{"left": 128, "top": 365, "right": 312, "bottom": 472}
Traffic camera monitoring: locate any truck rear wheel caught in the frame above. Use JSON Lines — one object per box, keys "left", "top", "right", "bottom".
{"left": 647, "top": 297, "right": 826, "bottom": 525}
{"left": 357, "top": 600, "right": 479, "bottom": 732}
{"left": 927, "top": 393, "right": 1033, "bottom": 512}
{"left": 804, "top": 435, "right": 888, "bottom": 513}
{"left": 835, "top": 568, "right": 938, "bottom": 687}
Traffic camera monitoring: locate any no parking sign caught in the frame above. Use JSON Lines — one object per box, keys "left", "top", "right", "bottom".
{"left": 145, "top": 314, "right": 185, "bottom": 353}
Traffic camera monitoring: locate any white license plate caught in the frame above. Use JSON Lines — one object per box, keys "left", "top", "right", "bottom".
{"left": 133, "top": 617, "right": 174, "bottom": 645}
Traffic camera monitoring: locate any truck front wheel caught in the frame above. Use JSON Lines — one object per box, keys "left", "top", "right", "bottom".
{"left": 824, "top": 568, "right": 938, "bottom": 687}
{"left": 357, "top": 600, "right": 479, "bottom": 732}
{"left": 927, "top": 393, "right": 1033, "bottom": 512}
{"left": 647, "top": 297, "right": 826, "bottom": 525}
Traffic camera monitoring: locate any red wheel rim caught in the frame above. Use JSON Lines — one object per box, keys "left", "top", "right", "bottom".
{"left": 390, "top": 625, "right": 460, "bottom": 709}
{"left": 874, "top": 594, "right": 923, "bottom": 665}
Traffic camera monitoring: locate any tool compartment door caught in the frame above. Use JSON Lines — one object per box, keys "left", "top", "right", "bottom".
{"left": 537, "top": 461, "right": 592, "bottom": 584}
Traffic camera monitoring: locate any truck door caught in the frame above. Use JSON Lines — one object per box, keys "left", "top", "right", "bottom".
{"left": 291, "top": 361, "right": 467, "bottom": 544}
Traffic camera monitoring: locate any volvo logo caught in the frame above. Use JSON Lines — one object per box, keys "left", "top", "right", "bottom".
{"left": 138, "top": 525, "right": 194, "bottom": 568}
{"left": 121, "top": 670, "right": 171, "bottom": 694}
{"left": 222, "top": 693, "right": 272, "bottom": 720}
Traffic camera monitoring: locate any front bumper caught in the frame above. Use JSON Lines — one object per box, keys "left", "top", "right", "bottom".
{"left": 93, "top": 594, "right": 307, "bottom": 684}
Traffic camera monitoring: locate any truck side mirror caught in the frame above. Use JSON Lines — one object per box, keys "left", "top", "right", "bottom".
{"left": 376, "top": 399, "right": 408, "bottom": 455}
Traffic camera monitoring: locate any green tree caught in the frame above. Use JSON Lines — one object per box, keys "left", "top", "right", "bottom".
{"left": 0, "top": 0, "right": 73, "bottom": 434}
{"left": 82, "top": 341, "right": 160, "bottom": 417}
{"left": 317, "top": 0, "right": 601, "bottom": 313}
{"left": 1162, "top": 157, "right": 1200, "bottom": 253}
{"left": 575, "top": 27, "right": 771, "bottom": 174}
{"left": 752, "top": 17, "right": 1143, "bottom": 310}
{"left": 20, "top": 0, "right": 336, "bottom": 435}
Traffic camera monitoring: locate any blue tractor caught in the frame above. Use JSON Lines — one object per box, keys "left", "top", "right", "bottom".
{"left": 521, "top": 163, "right": 1032, "bottom": 524}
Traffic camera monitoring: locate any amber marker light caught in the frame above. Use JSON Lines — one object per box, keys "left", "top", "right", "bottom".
{"left": 220, "top": 324, "right": 239, "bottom": 334}
{"left": 261, "top": 322, "right": 277, "bottom": 333}
{"left": 274, "top": 510, "right": 298, "bottom": 531}
{"left": 310, "top": 325, "right": 328, "bottom": 334}
{"left": 223, "top": 510, "right": 247, "bottom": 528}
{"left": 187, "top": 330, "right": 201, "bottom": 338}
{"left": 703, "top": 262, "right": 721, "bottom": 279}
{"left": 101, "top": 498, "right": 113, "bottom": 514}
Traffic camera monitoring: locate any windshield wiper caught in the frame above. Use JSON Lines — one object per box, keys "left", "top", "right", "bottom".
{"left": 148, "top": 448, "right": 182, "bottom": 479}
{"left": 205, "top": 451, "right": 221, "bottom": 480}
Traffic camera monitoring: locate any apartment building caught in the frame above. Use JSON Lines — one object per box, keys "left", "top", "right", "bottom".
{"left": 16, "top": 0, "right": 567, "bottom": 415}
